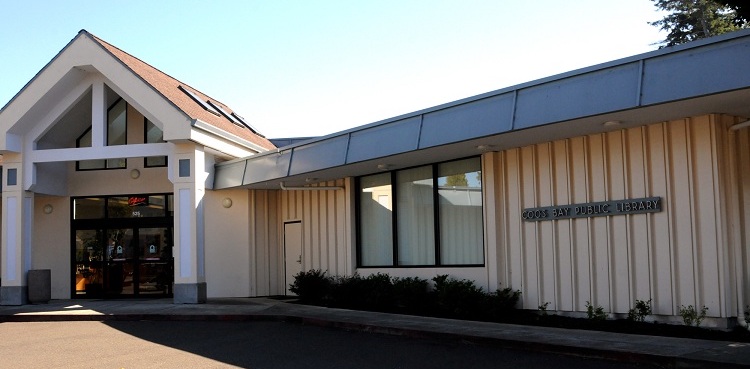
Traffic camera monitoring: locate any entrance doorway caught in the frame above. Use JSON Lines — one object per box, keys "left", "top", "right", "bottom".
{"left": 72, "top": 194, "right": 174, "bottom": 298}
{"left": 283, "top": 221, "right": 303, "bottom": 295}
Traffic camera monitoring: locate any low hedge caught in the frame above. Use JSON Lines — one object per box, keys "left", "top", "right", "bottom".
{"left": 289, "top": 270, "right": 521, "bottom": 321}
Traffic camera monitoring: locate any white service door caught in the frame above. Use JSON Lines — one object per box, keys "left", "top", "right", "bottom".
{"left": 284, "top": 222, "right": 303, "bottom": 295}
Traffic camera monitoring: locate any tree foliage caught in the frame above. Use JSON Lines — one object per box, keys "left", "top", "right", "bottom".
{"left": 445, "top": 174, "right": 468, "bottom": 187}
{"left": 720, "top": 0, "right": 750, "bottom": 25}
{"left": 650, "top": 0, "right": 748, "bottom": 48}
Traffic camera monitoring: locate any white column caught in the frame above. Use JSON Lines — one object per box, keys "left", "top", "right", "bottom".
{"left": 171, "top": 144, "right": 207, "bottom": 303}
{"left": 1, "top": 154, "right": 34, "bottom": 305}
{"left": 482, "top": 152, "right": 500, "bottom": 292}
{"left": 91, "top": 81, "right": 105, "bottom": 148}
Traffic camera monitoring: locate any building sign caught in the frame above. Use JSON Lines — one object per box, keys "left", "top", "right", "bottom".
{"left": 128, "top": 196, "right": 148, "bottom": 207}
{"left": 522, "top": 197, "right": 662, "bottom": 222}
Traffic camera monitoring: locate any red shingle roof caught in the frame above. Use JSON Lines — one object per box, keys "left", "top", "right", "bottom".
{"left": 86, "top": 31, "right": 275, "bottom": 151}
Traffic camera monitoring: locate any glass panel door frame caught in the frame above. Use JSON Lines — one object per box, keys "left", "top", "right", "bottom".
{"left": 71, "top": 193, "right": 174, "bottom": 299}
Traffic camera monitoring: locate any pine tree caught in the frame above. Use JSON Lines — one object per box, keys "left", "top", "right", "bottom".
{"left": 650, "top": 0, "right": 747, "bottom": 48}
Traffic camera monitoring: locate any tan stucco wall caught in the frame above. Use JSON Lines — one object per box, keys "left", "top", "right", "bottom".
{"left": 32, "top": 196, "right": 69, "bottom": 299}
{"left": 204, "top": 189, "right": 251, "bottom": 297}
{"left": 485, "top": 114, "right": 741, "bottom": 319}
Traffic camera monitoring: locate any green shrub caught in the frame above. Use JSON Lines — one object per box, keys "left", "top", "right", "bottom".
{"left": 484, "top": 287, "right": 522, "bottom": 320}
{"left": 538, "top": 302, "right": 551, "bottom": 316}
{"left": 329, "top": 273, "right": 396, "bottom": 311}
{"left": 289, "top": 269, "right": 332, "bottom": 304}
{"left": 392, "top": 276, "right": 431, "bottom": 313}
{"left": 585, "top": 301, "right": 607, "bottom": 321}
{"left": 678, "top": 304, "right": 708, "bottom": 327}
{"left": 328, "top": 273, "right": 365, "bottom": 309}
{"left": 359, "top": 273, "right": 395, "bottom": 311}
{"left": 627, "top": 299, "right": 652, "bottom": 322}
{"left": 292, "top": 271, "right": 522, "bottom": 321}
{"left": 432, "top": 275, "right": 487, "bottom": 319}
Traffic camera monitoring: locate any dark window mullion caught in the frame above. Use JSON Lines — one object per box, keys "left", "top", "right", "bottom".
{"left": 432, "top": 164, "right": 441, "bottom": 266}
{"left": 354, "top": 177, "right": 363, "bottom": 267}
{"left": 391, "top": 171, "right": 399, "bottom": 266}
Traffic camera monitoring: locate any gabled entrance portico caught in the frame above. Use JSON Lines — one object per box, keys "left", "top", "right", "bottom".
{"left": 0, "top": 30, "right": 274, "bottom": 305}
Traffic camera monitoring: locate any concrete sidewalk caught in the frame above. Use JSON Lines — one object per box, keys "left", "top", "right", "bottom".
{"left": 1, "top": 298, "right": 748, "bottom": 368}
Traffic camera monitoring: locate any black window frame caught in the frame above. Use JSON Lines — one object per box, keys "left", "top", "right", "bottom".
{"left": 355, "top": 156, "right": 485, "bottom": 268}
{"left": 143, "top": 117, "right": 168, "bottom": 168}
{"left": 71, "top": 193, "right": 174, "bottom": 222}
{"left": 76, "top": 98, "right": 128, "bottom": 171}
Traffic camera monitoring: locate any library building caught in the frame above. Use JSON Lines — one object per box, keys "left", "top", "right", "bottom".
{"left": 1, "top": 29, "right": 750, "bottom": 328}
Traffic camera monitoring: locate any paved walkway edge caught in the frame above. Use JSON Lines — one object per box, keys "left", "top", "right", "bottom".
{"left": 1, "top": 313, "right": 745, "bottom": 369}
{"left": 1, "top": 300, "right": 748, "bottom": 369}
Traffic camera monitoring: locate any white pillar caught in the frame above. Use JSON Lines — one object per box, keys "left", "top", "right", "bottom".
{"left": 171, "top": 144, "right": 207, "bottom": 303}
{"left": 91, "top": 81, "right": 106, "bottom": 148}
{"left": 1, "top": 155, "right": 34, "bottom": 305}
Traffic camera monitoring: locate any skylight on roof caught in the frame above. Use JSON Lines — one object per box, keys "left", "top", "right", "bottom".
{"left": 178, "top": 85, "right": 220, "bottom": 116}
{"left": 231, "top": 112, "right": 265, "bottom": 138}
{"left": 207, "top": 100, "right": 241, "bottom": 125}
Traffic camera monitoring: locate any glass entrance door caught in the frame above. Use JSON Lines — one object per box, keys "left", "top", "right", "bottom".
{"left": 105, "top": 228, "right": 135, "bottom": 296}
{"left": 72, "top": 194, "right": 174, "bottom": 299}
{"left": 75, "top": 227, "right": 173, "bottom": 298}
{"left": 136, "top": 227, "right": 173, "bottom": 296}
{"left": 105, "top": 227, "right": 173, "bottom": 296}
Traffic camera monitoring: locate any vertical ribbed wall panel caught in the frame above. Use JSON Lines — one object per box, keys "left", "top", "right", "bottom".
{"left": 248, "top": 190, "right": 280, "bottom": 296}
{"left": 729, "top": 121, "right": 750, "bottom": 316}
{"left": 279, "top": 179, "right": 351, "bottom": 278}
{"left": 490, "top": 114, "right": 733, "bottom": 317}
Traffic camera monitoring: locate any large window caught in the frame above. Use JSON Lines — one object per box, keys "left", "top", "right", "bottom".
{"left": 357, "top": 157, "right": 484, "bottom": 267}
{"left": 73, "top": 194, "right": 173, "bottom": 220}
{"left": 76, "top": 98, "right": 127, "bottom": 170}
{"left": 144, "top": 118, "right": 167, "bottom": 167}
{"left": 359, "top": 173, "right": 393, "bottom": 266}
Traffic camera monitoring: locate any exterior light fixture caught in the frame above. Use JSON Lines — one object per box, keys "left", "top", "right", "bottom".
{"left": 130, "top": 169, "right": 141, "bottom": 179}
{"left": 377, "top": 164, "right": 392, "bottom": 171}
{"left": 43, "top": 204, "right": 54, "bottom": 214}
{"left": 222, "top": 198, "right": 233, "bottom": 208}
{"left": 603, "top": 120, "right": 621, "bottom": 127}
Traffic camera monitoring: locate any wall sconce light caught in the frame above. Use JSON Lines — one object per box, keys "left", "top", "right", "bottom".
{"left": 43, "top": 204, "right": 53, "bottom": 214}
{"left": 222, "top": 198, "right": 233, "bottom": 208}
{"left": 377, "top": 164, "right": 392, "bottom": 171}
{"left": 602, "top": 120, "right": 621, "bottom": 127}
{"left": 130, "top": 169, "right": 141, "bottom": 179}
{"left": 475, "top": 144, "right": 497, "bottom": 151}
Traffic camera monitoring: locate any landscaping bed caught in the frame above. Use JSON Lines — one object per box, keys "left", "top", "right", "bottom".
{"left": 290, "top": 270, "right": 750, "bottom": 343}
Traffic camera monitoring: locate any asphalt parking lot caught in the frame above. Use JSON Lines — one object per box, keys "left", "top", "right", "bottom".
{"left": 0, "top": 320, "right": 661, "bottom": 369}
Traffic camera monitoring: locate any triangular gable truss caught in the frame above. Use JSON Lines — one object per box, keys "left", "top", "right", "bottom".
{"left": 0, "top": 30, "right": 274, "bottom": 191}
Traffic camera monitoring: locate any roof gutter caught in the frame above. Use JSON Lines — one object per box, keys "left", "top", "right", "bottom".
{"left": 191, "top": 119, "right": 270, "bottom": 154}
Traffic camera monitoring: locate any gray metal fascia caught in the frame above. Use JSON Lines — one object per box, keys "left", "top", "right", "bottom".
{"left": 286, "top": 147, "right": 294, "bottom": 177}
{"left": 636, "top": 60, "right": 645, "bottom": 106}
{"left": 215, "top": 29, "right": 750, "bottom": 189}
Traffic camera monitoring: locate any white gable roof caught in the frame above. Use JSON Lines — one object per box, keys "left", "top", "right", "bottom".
{"left": 0, "top": 30, "right": 274, "bottom": 158}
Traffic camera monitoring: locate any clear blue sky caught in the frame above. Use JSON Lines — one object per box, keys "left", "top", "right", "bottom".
{"left": 1, "top": 1, "right": 665, "bottom": 138}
